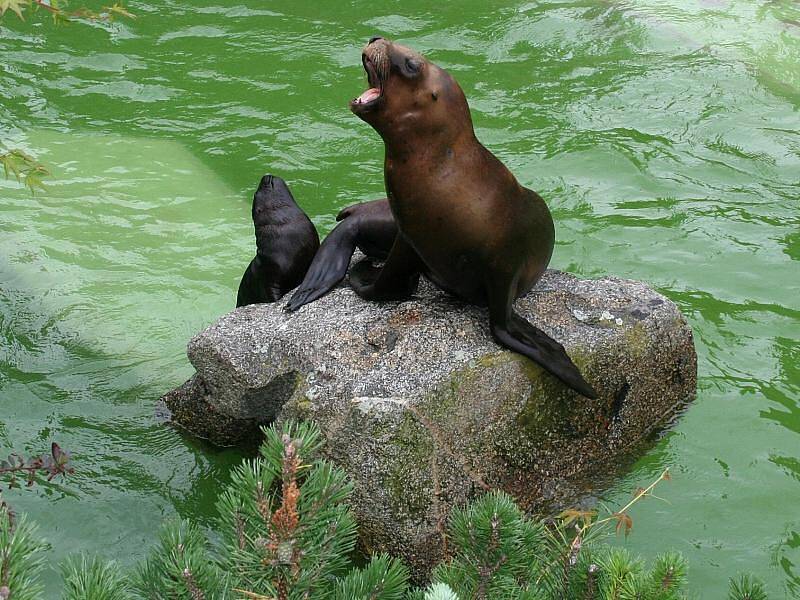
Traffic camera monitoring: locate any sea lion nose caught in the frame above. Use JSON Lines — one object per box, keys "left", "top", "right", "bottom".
{"left": 265, "top": 174, "right": 273, "bottom": 187}
{"left": 369, "top": 36, "right": 383, "bottom": 44}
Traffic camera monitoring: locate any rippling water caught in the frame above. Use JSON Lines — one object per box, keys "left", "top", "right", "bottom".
{"left": 1, "top": 0, "right": 798, "bottom": 595}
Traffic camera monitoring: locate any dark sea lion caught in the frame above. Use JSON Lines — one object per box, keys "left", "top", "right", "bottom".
{"left": 288, "top": 38, "right": 596, "bottom": 399}
{"left": 236, "top": 175, "right": 320, "bottom": 307}
{"left": 285, "top": 198, "right": 396, "bottom": 311}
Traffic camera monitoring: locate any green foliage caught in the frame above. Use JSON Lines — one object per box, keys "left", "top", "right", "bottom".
{"left": 648, "top": 552, "right": 688, "bottom": 600}
{"left": 61, "top": 554, "right": 132, "bottom": 600}
{"left": 728, "top": 574, "right": 768, "bottom": 600}
{"left": 405, "top": 583, "right": 465, "bottom": 600}
{"left": 217, "top": 422, "right": 357, "bottom": 598}
{"left": 0, "top": 0, "right": 134, "bottom": 24}
{"left": 430, "top": 493, "right": 690, "bottom": 600}
{"left": 0, "top": 422, "right": 772, "bottom": 599}
{"left": 421, "top": 583, "right": 460, "bottom": 600}
{"left": 597, "top": 548, "right": 645, "bottom": 598}
{"left": 0, "top": 149, "right": 48, "bottom": 193}
{"left": 0, "top": 506, "right": 47, "bottom": 600}
{"left": 333, "top": 554, "right": 409, "bottom": 600}
{"left": 133, "top": 519, "right": 229, "bottom": 599}
{"left": 434, "top": 490, "right": 551, "bottom": 598}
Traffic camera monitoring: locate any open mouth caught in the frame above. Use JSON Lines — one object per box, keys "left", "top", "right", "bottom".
{"left": 352, "top": 54, "right": 383, "bottom": 109}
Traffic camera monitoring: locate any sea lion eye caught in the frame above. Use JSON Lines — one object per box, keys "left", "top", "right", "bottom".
{"left": 403, "top": 57, "right": 422, "bottom": 77}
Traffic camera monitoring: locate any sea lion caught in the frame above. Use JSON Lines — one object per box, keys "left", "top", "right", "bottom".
{"left": 236, "top": 174, "right": 320, "bottom": 307}
{"left": 289, "top": 37, "right": 597, "bottom": 399}
{"left": 285, "top": 198, "right": 396, "bottom": 311}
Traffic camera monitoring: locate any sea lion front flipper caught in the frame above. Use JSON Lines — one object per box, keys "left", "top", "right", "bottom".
{"left": 284, "top": 218, "right": 361, "bottom": 312}
{"left": 349, "top": 234, "right": 422, "bottom": 301}
{"left": 487, "top": 284, "right": 597, "bottom": 399}
{"left": 285, "top": 199, "right": 398, "bottom": 312}
{"left": 237, "top": 256, "right": 284, "bottom": 307}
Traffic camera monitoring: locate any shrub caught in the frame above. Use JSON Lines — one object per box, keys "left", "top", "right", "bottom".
{"left": 0, "top": 422, "right": 768, "bottom": 599}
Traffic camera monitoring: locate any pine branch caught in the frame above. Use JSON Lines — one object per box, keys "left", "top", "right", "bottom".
{"left": 234, "top": 590, "right": 275, "bottom": 600}
{"left": 60, "top": 554, "right": 132, "bottom": 600}
{"left": 728, "top": 574, "right": 767, "bottom": 600}
{"left": 133, "top": 520, "right": 228, "bottom": 599}
{"left": 648, "top": 551, "right": 687, "bottom": 597}
{"left": 584, "top": 564, "right": 598, "bottom": 600}
{"left": 422, "top": 582, "right": 460, "bottom": 600}
{"left": 218, "top": 422, "right": 356, "bottom": 599}
{"left": 435, "top": 490, "right": 550, "bottom": 598}
{"left": 0, "top": 421, "right": 763, "bottom": 599}
{"left": 332, "top": 553, "right": 409, "bottom": 599}
{"left": 0, "top": 506, "right": 46, "bottom": 600}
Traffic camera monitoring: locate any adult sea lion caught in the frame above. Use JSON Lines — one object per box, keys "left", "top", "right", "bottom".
{"left": 236, "top": 174, "right": 319, "bottom": 307}
{"left": 288, "top": 38, "right": 597, "bottom": 399}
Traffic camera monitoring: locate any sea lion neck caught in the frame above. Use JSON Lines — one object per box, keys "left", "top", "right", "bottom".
{"left": 376, "top": 73, "right": 477, "bottom": 160}
{"left": 380, "top": 124, "right": 476, "bottom": 164}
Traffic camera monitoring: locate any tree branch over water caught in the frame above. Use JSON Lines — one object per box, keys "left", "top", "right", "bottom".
{"left": 1, "top": 1, "right": 135, "bottom": 193}
{"left": 0, "top": 443, "right": 74, "bottom": 490}
{"left": 0, "top": 0, "right": 134, "bottom": 24}
{"left": 0, "top": 148, "right": 48, "bottom": 193}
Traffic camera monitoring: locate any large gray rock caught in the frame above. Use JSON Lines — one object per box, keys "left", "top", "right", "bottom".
{"left": 162, "top": 269, "right": 696, "bottom": 577}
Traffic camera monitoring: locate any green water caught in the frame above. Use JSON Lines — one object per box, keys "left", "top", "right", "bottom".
{"left": 1, "top": 0, "right": 798, "bottom": 595}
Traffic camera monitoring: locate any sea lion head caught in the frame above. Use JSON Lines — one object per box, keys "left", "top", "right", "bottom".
{"left": 253, "top": 174, "right": 295, "bottom": 226}
{"left": 350, "top": 37, "right": 472, "bottom": 141}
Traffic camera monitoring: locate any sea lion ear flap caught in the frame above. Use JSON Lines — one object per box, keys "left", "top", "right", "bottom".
{"left": 401, "top": 56, "right": 423, "bottom": 78}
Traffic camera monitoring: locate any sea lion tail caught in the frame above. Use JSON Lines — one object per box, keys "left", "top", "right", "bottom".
{"left": 494, "top": 312, "right": 598, "bottom": 399}
{"left": 284, "top": 218, "right": 360, "bottom": 312}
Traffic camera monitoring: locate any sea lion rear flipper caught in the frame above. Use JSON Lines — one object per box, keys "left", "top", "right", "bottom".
{"left": 236, "top": 257, "right": 260, "bottom": 307}
{"left": 284, "top": 218, "right": 361, "bottom": 312}
{"left": 349, "top": 234, "right": 422, "bottom": 301}
{"left": 488, "top": 297, "right": 597, "bottom": 399}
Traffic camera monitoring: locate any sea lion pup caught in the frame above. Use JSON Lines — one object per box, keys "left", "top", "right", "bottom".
{"left": 289, "top": 37, "right": 597, "bottom": 399}
{"left": 236, "top": 175, "right": 320, "bottom": 307}
{"left": 285, "top": 198, "right": 397, "bottom": 311}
